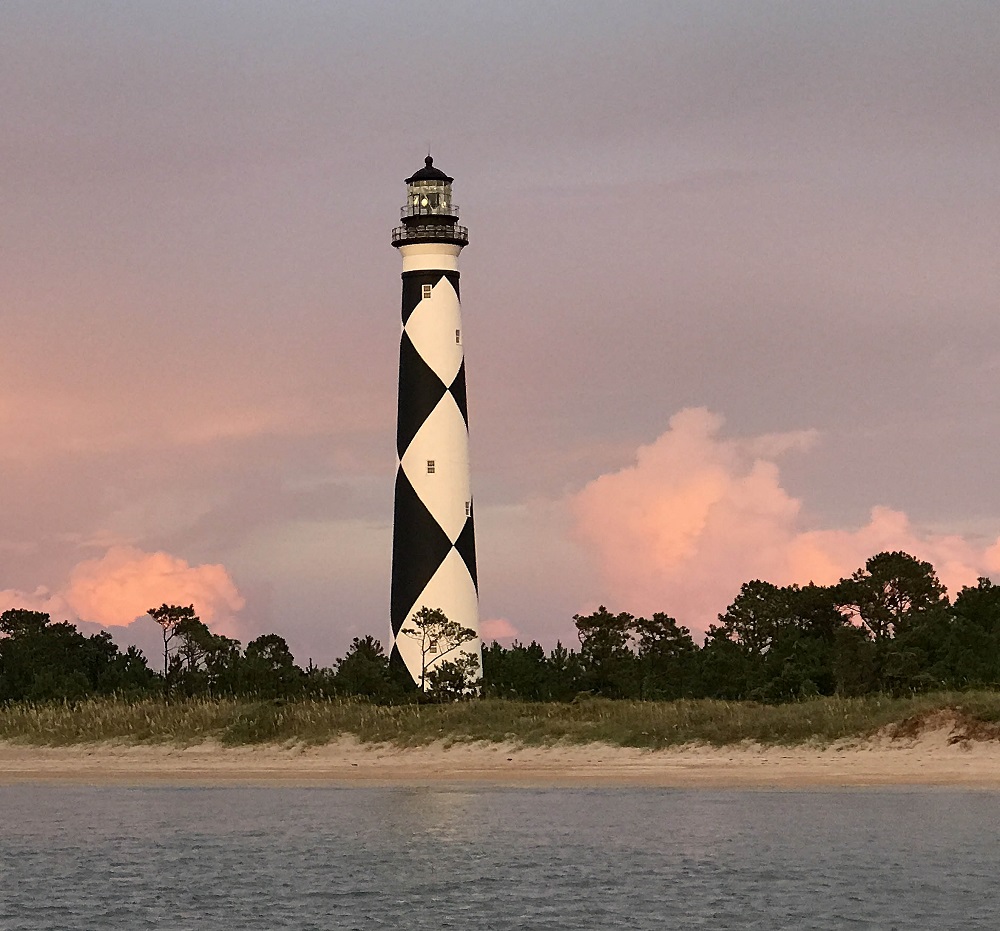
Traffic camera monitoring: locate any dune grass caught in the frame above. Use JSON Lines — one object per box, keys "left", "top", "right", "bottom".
{"left": 2, "top": 691, "right": 1000, "bottom": 748}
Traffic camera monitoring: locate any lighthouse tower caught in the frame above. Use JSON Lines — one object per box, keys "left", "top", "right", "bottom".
{"left": 390, "top": 157, "right": 480, "bottom": 685}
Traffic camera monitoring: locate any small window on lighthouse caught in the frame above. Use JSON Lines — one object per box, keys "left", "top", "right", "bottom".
{"left": 427, "top": 460, "right": 435, "bottom": 473}
{"left": 455, "top": 329, "right": 461, "bottom": 344}
{"left": 465, "top": 501, "right": 471, "bottom": 517}
{"left": 422, "top": 284, "right": 432, "bottom": 300}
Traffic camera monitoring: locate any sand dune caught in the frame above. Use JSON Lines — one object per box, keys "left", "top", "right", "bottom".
{"left": 2, "top": 722, "right": 999, "bottom": 788}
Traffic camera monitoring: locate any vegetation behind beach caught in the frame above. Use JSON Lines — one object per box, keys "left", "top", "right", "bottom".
{"left": 2, "top": 692, "right": 1000, "bottom": 749}
{"left": 3, "top": 550, "right": 1000, "bottom": 748}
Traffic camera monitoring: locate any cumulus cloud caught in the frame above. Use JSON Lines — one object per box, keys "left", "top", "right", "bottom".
{"left": 571, "top": 408, "right": 1000, "bottom": 635}
{"left": 0, "top": 585, "right": 73, "bottom": 621}
{"left": 0, "top": 546, "right": 245, "bottom": 637}
{"left": 480, "top": 617, "right": 520, "bottom": 643}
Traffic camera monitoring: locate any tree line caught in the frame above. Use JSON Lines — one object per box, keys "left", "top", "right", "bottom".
{"left": 2, "top": 551, "right": 1000, "bottom": 704}
{"left": 487, "top": 552, "right": 1000, "bottom": 702}
{"left": 0, "top": 605, "right": 413, "bottom": 704}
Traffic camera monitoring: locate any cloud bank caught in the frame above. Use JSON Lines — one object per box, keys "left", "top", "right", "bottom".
{"left": 0, "top": 546, "right": 245, "bottom": 637}
{"left": 480, "top": 617, "right": 520, "bottom": 643}
{"left": 572, "top": 408, "right": 1000, "bottom": 634}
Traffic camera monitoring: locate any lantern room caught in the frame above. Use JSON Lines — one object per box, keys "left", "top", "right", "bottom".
{"left": 392, "top": 156, "right": 468, "bottom": 247}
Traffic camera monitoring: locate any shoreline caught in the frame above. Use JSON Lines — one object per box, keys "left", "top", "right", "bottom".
{"left": 3, "top": 725, "right": 1000, "bottom": 789}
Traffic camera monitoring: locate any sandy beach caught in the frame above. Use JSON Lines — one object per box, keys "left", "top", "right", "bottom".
{"left": 2, "top": 720, "right": 999, "bottom": 788}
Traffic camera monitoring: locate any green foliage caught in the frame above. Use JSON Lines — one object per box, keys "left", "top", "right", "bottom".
{"left": 836, "top": 552, "right": 953, "bottom": 692}
{"left": 0, "top": 610, "right": 156, "bottom": 702}
{"left": 574, "top": 606, "right": 637, "bottom": 697}
{"left": 169, "top": 616, "right": 243, "bottom": 697}
{"left": 333, "top": 636, "right": 411, "bottom": 702}
{"left": 839, "top": 552, "right": 949, "bottom": 642}
{"left": 400, "top": 606, "right": 479, "bottom": 695}
{"left": 147, "top": 603, "right": 198, "bottom": 681}
{"left": 947, "top": 578, "right": 1000, "bottom": 687}
{"left": 635, "top": 613, "right": 698, "bottom": 700}
{"left": 482, "top": 640, "right": 581, "bottom": 701}
{"left": 425, "top": 653, "right": 481, "bottom": 701}
{"left": 241, "top": 634, "right": 303, "bottom": 698}
{"left": 2, "top": 549, "right": 1000, "bottom": 711}
{"left": 2, "top": 604, "right": 410, "bottom": 706}
{"left": 221, "top": 701, "right": 292, "bottom": 745}
{"left": 5, "top": 692, "right": 1000, "bottom": 749}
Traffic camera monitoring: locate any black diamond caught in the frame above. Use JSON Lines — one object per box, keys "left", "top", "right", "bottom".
{"left": 397, "top": 331, "right": 447, "bottom": 458}
{"left": 449, "top": 359, "right": 469, "bottom": 429}
{"left": 389, "top": 642, "right": 407, "bottom": 673}
{"left": 453, "top": 507, "right": 478, "bottom": 594}
{"left": 390, "top": 468, "right": 455, "bottom": 634}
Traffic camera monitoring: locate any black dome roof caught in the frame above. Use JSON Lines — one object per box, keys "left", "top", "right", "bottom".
{"left": 405, "top": 155, "right": 453, "bottom": 184}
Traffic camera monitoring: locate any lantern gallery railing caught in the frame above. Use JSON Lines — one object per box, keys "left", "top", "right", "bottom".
{"left": 400, "top": 203, "right": 461, "bottom": 219}
{"left": 391, "top": 224, "right": 469, "bottom": 246}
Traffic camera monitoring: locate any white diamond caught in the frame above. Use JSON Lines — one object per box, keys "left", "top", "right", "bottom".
{"left": 394, "top": 548, "right": 480, "bottom": 683}
{"left": 400, "top": 393, "right": 470, "bottom": 543}
{"left": 403, "top": 277, "right": 464, "bottom": 386}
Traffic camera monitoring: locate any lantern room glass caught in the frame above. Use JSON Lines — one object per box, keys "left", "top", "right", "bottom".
{"left": 401, "top": 181, "right": 457, "bottom": 219}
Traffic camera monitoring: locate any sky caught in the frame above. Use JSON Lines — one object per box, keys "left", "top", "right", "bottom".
{"left": 1, "top": 0, "right": 999, "bottom": 665}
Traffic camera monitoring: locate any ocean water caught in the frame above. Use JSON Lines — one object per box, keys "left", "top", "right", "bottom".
{"left": 0, "top": 785, "right": 997, "bottom": 930}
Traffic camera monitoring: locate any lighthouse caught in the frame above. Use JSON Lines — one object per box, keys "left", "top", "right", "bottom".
{"left": 390, "top": 157, "right": 480, "bottom": 686}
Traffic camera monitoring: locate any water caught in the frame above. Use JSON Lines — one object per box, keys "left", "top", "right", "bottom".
{"left": 0, "top": 786, "right": 997, "bottom": 929}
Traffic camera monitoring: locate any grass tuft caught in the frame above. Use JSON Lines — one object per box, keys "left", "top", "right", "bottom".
{"left": 2, "top": 692, "right": 1000, "bottom": 748}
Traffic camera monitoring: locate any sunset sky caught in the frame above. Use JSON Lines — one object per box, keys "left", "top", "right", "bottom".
{"left": 2, "top": 1, "right": 999, "bottom": 664}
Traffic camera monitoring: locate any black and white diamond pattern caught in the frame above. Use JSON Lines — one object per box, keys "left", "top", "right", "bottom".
{"left": 390, "top": 271, "right": 479, "bottom": 683}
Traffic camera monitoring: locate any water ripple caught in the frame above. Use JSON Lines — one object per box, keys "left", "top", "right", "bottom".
{"left": 1, "top": 786, "right": 998, "bottom": 929}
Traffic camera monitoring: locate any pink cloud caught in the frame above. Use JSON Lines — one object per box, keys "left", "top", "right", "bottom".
{"left": 0, "top": 546, "right": 245, "bottom": 637}
{"left": 0, "top": 585, "right": 72, "bottom": 620}
{"left": 481, "top": 617, "right": 520, "bottom": 642}
{"left": 571, "top": 408, "right": 1000, "bottom": 636}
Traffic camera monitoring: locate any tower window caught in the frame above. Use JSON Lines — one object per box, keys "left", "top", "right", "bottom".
{"left": 427, "top": 460, "right": 435, "bottom": 473}
{"left": 465, "top": 501, "right": 471, "bottom": 517}
{"left": 422, "top": 284, "right": 432, "bottom": 300}
{"left": 456, "top": 329, "right": 461, "bottom": 344}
